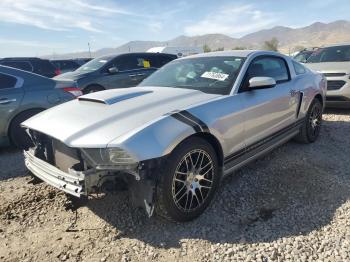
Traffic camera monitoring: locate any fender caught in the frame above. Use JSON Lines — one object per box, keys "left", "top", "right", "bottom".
{"left": 108, "top": 114, "right": 197, "bottom": 162}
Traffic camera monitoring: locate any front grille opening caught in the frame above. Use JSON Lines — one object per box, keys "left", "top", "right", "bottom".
{"left": 327, "top": 80, "right": 346, "bottom": 90}
{"left": 30, "top": 131, "right": 85, "bottom": 173}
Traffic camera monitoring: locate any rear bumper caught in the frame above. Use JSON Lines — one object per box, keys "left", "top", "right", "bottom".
{"left": 24, "top": 149, "right": 85, "bottom": 197}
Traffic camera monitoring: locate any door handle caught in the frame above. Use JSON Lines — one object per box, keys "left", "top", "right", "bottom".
{"left": 129, "top": 74, "right": 137, "bottom": 77}
{"left": 137, "top": 73, "right": 145, "bottom": 76}
{"left": 0, "top": 98, "right": 16, "bottom": 104}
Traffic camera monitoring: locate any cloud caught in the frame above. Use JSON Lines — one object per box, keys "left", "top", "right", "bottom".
{"left": 0, "top": 38, "right": 64, "bottom": 48}
{"left": 184, "top": 4, "right": 277, "bottom": 37}
{"left": 0, "top": 0, "right": 138, "bottom": 33}
{"left": 148, "top": 21, "right": 163, "bottom": 33}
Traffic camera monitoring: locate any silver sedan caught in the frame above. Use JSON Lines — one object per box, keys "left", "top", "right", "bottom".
{"left": 22, "top": 50, "right": 326, "bottom": 222}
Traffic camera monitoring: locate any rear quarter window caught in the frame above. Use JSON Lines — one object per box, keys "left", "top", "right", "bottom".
{"left": 0, "top": 73, "right": 17, "bottom": 89}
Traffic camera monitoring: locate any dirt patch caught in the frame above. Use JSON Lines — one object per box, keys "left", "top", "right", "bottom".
{"left": 0, "top": 111, "right": 349, "bottom": 261}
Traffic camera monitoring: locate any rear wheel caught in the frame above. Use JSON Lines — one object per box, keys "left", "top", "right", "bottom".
{"left": 294, "top": 99, "right": 323, "bottom": 143}
{"left": 156, "top": 137, "right": 221, "bottom": 222}
{"left": 83, "top": 85, "right": 105, "bottom": 94}
{"left": 9, "top": 109, "right": 42, "bottom": 149}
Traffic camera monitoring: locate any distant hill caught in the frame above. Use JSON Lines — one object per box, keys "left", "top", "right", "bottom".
{"left": 45, "top": 20, "right": 350, "bottom": 59}
{"left": 241, "top": 20, "right": 350, "bottom": 51}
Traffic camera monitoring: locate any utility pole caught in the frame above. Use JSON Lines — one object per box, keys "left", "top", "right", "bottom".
{"left": 88, "top": 42, "right": 92, "bottom": 58}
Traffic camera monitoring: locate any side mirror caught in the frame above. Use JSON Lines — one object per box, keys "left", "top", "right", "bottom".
{"left": 249, "top": 77, "right": 276, "bottom": 89}
{"left": 108, "top": 67, "right": 118, "bottom": 74}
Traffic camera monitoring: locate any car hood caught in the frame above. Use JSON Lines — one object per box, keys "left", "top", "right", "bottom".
{"left": 22, "top": 86, "right": 219, "bottom": 148}
{"left": 54, "top": 70, "right": 90, "bottom": 80}
{"left": 304, "top": 62, "right": 350, "bottom": 74}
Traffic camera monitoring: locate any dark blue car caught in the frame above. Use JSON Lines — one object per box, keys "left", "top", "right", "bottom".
{"left": 54, "top": 52, "right": 177, "bottom": 94}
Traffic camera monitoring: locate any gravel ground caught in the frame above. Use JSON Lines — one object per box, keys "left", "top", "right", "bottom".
{"left": 0, "top": 110, "right": 350, "bottom": 262}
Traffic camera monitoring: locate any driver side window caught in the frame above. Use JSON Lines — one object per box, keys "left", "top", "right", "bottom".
{"left": 111, "top": 56, "right": 135, "bottom": 72}
{"left": 241, "top": 56, "right": 290, "bottom": 92}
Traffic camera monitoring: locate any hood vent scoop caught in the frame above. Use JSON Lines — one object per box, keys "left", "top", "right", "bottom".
{"left": 78, "top": 91, "right": 153, "bottom": 105}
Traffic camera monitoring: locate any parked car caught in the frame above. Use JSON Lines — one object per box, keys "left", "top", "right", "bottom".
{"left": 304, "top": 44, "right": 350, "bottom": 107}
{"left": 0, "top": 57, "right": 60, "bottom": 78}
{"left": 74, "top": 58, "right": 93, "bottom": 66}
{"left": 0, "top": 65, "right": 82, "bottom": 148}
{"left": 147, "top": 46, "right": 203, "bottom": 57}
{"left": 293, "top": 48, "right": 318, "bottom": 63}
{"left": 22, "top": 51, "right": 325, "bottom": 222}
{"left": 54, "top": 53, "right": 177, "bottom": 94}
{"left": 50, "top": 59, "right": 81, "bottom": 74}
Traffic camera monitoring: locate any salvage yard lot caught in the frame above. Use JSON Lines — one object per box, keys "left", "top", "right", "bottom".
{"left": 0, "top": 110, "right": 350, "bottom": 262}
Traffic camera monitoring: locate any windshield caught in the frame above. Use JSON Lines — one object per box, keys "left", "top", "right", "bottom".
{"left": 139, "top": 56, "right": 245, "bottom": 95}
{"left": 76, "top": 56, "right": 112, "bottom": 72}
{"left": 307, "top": 45, "right": 350, "bottom": 63}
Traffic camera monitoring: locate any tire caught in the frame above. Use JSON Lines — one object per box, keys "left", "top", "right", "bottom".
{"left": 9, "top": 109, "right": 43, "bottom": 149}
{"left": 155, "top": 137, "right": 221, "bottom": 222}
{"left": 83, "top": 85, "right": 105, "bottom": 94}
{"left": 294, "top": 99, "right": 323, "bottom": 144}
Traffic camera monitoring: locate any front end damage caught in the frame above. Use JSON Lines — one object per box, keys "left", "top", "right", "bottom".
{"left": 24, "top": 130, "right": 161, "bottom": 217}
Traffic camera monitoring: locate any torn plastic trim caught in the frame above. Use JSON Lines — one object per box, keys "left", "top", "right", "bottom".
{"left": 127, "top": 157, "right": 164, "bottom": 217}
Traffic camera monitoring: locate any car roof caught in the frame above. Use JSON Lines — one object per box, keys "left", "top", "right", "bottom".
{"left": 0, "top": 57, "right": 47, "bottom": 61}
{"left": 321, "top": 43, "right": 350, "bottom": 48}
{"left": 97, "top": 52, "right": 177, "bottom": 60}
{"left": 50, "top": 59, "right": 76, "bottom": 61}
{"left": 0, "top": 65, "right": 51, "bottom": 79}
{"left": 178, "top": 50, "right": 285, "bottom": 59}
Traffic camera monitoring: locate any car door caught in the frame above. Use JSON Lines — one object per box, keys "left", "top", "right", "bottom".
{"left": 98, "top": 55, "right": 140, "bottom": 89}
{"left": 122, "top": 54, "right": 158, "bottom": 84}
{"left": 96, "top": 56, "right": 131, "bottom": 89}
{"left": 0, "top": 73, "right": 24, "bottom": 138}
{"left": 238, "top": 55, "right": 296, "bottom": 147}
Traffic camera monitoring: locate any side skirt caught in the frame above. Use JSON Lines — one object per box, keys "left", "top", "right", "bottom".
{"left": 223, "top": 119, "right": 304, "bottom": 175}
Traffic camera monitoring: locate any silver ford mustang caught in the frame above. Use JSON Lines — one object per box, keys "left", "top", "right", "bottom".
{"left": 22, "top": 51, "right": 326, "bottom": 222}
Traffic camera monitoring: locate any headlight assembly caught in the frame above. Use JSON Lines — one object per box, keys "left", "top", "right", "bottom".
{"left": 81, "top": 148, "right": 137, "bottom": 168}
{"left": 107, "top": 148, "right": 135, "bottom": 164}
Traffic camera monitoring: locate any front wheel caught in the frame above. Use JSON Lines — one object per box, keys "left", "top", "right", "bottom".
{"left": 155, "top": 137, "right": 221, "bottom": 222}
{"left": 294, "top": 99, "right": 323, "bottom": 143}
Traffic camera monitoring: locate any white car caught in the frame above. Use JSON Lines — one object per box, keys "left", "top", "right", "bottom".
{"left": 23, "top": 51, "right": 326, "bottom": 222}
{"left": 305, "top": 44, "right": 350, "bottom": 107}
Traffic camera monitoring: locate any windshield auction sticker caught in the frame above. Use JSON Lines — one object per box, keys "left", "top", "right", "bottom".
{"left": 201, "top": 71, "right": 229, "bottom": 81}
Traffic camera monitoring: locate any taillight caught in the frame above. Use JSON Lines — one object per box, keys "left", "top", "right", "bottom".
{"left": 55, "top": 69, "right": 61, "bottom": 75}
{"left": 63, "top": 87, "right": 83, "bottom": 97}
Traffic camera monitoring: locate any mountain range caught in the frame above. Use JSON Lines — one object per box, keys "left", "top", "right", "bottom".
{"left": 47, "top": 20, "right": 350, "bottom": 59}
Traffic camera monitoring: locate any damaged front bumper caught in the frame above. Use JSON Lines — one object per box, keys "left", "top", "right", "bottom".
{"left": 24, "top": 148, "right": 162, "bottom": 217}
{"left": 24, "top": 149, "right": 86, "bottom": 197}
